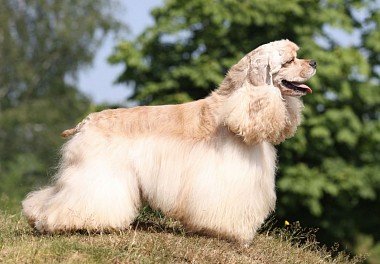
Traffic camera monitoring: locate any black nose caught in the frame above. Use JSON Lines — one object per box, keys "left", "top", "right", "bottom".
{"left": 309, "top": 60, "right": 317, "bottom": 69}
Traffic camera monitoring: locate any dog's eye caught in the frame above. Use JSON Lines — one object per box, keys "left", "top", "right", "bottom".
{"left": 285, "top": 58, "right": 294, "bottom": 65}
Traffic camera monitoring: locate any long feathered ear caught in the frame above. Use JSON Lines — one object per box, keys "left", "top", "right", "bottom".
{"left": 222, "top": 83, "right": 287, "bottom": 145}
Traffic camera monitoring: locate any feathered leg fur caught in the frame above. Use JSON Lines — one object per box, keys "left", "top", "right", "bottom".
{"left": 22, "top": 131, "right": 142, "bottom": 233}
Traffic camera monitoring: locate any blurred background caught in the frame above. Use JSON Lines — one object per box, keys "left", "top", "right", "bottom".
{"left": 0, "top": 0, "right": 379, "bottom": 262}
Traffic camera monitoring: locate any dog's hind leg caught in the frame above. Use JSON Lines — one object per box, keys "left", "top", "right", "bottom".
{"left": 22, "top": 186, "right": 55, "bottom": 228}
{"left": 22, "top": 133, "right": 141, "bottom": 233}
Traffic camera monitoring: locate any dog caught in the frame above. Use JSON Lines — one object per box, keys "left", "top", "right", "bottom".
{"left": 22, "top": 39, "right": 316, "bottom": 244}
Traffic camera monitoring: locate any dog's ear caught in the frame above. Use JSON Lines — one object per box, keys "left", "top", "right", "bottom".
{"left": 223, "top": 83, "right": 287, "bottom": 145}
{"left": 247, "top": 49, "right": 282, "bottom": 87}
{"left": 266, "top": 50, "right": 283, "bottom": 84}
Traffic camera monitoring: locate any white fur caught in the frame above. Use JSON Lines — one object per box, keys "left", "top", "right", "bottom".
{"left": 22, "top": 39, "right": 315, "bottom": 244}
{"left": 23, "top": 105, "right": 277, "bottom": 243}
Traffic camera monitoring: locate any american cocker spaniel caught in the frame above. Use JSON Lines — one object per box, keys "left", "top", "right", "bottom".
{"left": 22, "top": 39, "right": 316, "bottom": 244}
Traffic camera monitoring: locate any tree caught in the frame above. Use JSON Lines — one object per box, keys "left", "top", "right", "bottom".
{"left": 0, "top": 0, "right": 121, "bottom": 210}
{"left": 110, "top": 0, "right": 380, "bottom": 258}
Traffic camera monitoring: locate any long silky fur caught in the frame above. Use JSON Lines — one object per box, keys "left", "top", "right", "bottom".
{"left": 22, "top": 39, "right": 311, "bottom": 244}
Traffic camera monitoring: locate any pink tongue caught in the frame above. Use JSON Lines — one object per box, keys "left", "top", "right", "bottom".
{"left": 296, "top": 83, "right": 312, "bottom": 94}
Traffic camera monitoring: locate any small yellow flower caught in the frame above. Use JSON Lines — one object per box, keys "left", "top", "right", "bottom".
{"left": 284, "top": 220, "right": 290, "bottom": 226}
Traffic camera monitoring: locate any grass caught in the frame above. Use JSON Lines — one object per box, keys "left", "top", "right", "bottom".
{"left": 0, "top": 209, "right": 365, "bottom": 264}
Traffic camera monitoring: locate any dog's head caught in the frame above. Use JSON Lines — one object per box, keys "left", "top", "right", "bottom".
{"left": 230, "top": 39, "right": 316, "bottom": 96}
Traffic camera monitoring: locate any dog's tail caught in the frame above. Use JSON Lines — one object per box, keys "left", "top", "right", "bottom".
{"left": 61, "top": 127, "right": 78, "bottom": 138}
{"left": 61, "top": 115, "right": 92, "bottom": 138}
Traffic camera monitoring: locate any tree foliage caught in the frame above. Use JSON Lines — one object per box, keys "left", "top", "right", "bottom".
{"left": 0, "top": 0, "right": 121, "bottom": 209}
{"left": 0, "top": 0, "right": 120, "bottom": 109}
{"left": 110, "top": 0, "right": 380, "bottom": 257}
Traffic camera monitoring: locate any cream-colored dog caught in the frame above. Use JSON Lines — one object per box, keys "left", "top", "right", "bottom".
{"left": 22, "top": 40, "right": 316, "bottom": 244}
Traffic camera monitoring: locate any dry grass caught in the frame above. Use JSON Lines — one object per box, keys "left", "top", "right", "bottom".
{"left": 0, "top": 210, "right": 364, "bottom": 264}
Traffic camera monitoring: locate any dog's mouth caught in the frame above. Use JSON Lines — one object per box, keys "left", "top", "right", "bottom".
{"left": 280, "top": 80, "right": 312, "bottom": 96}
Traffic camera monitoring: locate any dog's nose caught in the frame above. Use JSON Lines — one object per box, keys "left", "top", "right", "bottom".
{"left": 309, "top": 60, "right": 317, "bottom": 69}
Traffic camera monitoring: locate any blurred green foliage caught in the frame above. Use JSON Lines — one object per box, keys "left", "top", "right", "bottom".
{"left": 0, "top": 0, "right": 121, "bottom": 210}
{"left": 109, "top": 0, "right": 380, "bottom": 259}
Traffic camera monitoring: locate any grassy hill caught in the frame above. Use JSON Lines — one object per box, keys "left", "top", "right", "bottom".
{"left": 0, "top": 210, "right": 364, "bottom": 264}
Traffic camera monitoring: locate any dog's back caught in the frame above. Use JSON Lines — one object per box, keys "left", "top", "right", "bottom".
{"left": 61, "top": 99, "right": 217, "bottom": 140}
